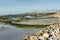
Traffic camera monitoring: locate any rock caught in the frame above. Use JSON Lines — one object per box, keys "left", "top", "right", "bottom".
{"left": 43, "top": 32, "right": 49, "bottom": 38}
{"left": 38, "top": 36, "right": 44, "bottom": 40}
{"left": 24, "top": 35, "right": 30, "bottom": 40}
{"left": 30, "top": 36, "right": 38, "bottom": 40}
{"left": 57, "top": 33, "right": 60, "bottom": 40}
{"left": 23, "top": 24, "right": 60, "bottom": 40}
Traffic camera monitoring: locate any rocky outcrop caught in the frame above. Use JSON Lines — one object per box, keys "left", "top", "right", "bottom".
{"left": 23, "top": 23, "right": 60, "bottom": 40}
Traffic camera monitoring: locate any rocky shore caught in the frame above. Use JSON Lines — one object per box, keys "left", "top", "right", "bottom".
{"left": 23, "top": 23, "right": 60, "bottom": 40}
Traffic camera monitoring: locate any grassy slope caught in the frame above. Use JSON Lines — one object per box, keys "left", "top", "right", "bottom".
{"left": 12, "top": 24, "right": 50, "bottom": 28}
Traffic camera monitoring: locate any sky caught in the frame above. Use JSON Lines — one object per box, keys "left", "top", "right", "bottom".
{"left": 0, "top": 0, "right": 60, "bottom": 15}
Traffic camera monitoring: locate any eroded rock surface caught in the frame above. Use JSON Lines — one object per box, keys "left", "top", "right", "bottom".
{"left": 23, "top": 23, "right": 60, "bottom": 40}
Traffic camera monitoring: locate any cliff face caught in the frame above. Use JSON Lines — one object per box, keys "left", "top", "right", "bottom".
{"left": 23, "top": 23, "right": 60, "bottom": 40}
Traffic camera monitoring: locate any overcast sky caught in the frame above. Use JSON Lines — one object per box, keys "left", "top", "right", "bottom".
{"left": 0, "top": 0, "right": 60, "bottom": 15}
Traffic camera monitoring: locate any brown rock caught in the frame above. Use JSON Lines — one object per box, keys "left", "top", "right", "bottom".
{"left": 30, "top": 36, "right": 38, "bottom": 40}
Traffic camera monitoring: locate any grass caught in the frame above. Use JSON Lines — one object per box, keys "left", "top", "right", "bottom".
{"left": 12, "top": 24, "right": 50, "bottom": 28}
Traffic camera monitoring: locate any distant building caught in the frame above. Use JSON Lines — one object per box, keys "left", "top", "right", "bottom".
{"left": 25, "top": 16, "right": 32, "bottom": 18}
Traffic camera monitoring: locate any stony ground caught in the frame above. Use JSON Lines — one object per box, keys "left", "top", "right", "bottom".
{"left": 23, "top": 23, "right": 60, "bottom": 40}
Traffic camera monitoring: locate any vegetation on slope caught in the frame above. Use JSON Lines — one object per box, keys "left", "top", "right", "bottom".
{"left": 12, "top": 24, "right": 50, "bottom": 28}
